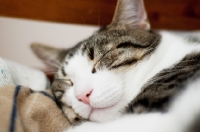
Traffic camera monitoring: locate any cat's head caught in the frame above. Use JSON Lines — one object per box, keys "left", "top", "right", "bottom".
{"left": 31, "top": 0, "right": 160, "bottom": 122}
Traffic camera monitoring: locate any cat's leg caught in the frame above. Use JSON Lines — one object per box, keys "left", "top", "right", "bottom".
{"left": 62, "top": 105, "right": 85, "bottom": 125}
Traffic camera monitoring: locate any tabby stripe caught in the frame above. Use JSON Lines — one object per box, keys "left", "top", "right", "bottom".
{"left": 111, "top": 59, "right": 137, "bottom": 69}
{"left": 117, "top": 42, "right": 149, "bottom": 49}
{"left": 61, "top": 66, "right": 67, "bottom": 76}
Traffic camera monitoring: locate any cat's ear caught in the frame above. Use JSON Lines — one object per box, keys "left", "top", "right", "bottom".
{"left": 110, "top": 0, "right": 150, "bottom": 30}
{"left": 31, "top": 43, "right": 67, "bottom": 69}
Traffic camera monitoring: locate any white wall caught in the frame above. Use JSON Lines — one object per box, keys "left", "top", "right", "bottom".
{"left": 1, "top": 17, "right": 200, "bottom": 70}
{"left": 0, "top": 17, "right": 98, "bottom": 69}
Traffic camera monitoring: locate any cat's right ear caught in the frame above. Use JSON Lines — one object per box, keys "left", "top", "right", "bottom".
{"left": 109, "top": 0, "right": 150, "bottom": 30}
{"left": 31, "top": 43, "right": 67, "bottom": 69}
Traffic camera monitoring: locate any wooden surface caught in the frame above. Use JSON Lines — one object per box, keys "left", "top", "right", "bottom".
{"left": 0, "top": 0, "right": 200, "bottom": 30}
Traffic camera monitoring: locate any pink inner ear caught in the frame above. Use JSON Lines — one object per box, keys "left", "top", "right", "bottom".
{"left": 110, "top": 0, "right": 150, "bottom": 30}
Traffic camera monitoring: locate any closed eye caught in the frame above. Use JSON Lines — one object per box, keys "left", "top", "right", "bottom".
{"left": 65, "top": 79, "right": 74, "bottom": 86}
{"left": 111, "top": 58, "right": 138, "bottom": 69}
{"left": 54, "top": 78, "right": 74, "bottom": 86}
{"left": 117, "top": 42, "right": 148, "bottom": 49}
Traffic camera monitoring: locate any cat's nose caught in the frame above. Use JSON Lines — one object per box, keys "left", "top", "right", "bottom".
{"left": 76, "top": 89, "right": 93, "bottom": 105}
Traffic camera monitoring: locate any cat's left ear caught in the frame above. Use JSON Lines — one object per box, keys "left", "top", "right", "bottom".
{"left": 31, "top": 43, "right": 68, "bottom": 69}
{"left": 109, "top": 0, "right": 150, "bottom": 30}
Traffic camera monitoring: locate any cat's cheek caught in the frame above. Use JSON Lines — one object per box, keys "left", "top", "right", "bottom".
{"left": 61, "top": 88, "right": 73, "bottom": 106}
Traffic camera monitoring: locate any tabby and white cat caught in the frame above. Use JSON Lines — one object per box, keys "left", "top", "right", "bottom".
{"left": 31, "top": 0, "right": 200, "bottom": 131}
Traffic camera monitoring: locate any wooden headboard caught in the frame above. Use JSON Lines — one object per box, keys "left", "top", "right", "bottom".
{"left": 0, "top": 0, "right": 200, "bottom": 30}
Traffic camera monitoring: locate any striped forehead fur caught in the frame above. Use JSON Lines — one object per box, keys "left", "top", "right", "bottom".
{"left": 63, "top": 29, "right": 161, "bottom": 72}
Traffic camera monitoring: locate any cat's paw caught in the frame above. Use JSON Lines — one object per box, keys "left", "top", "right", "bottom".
{"left": 62, "top": 105, "right": 85, "bottom": 125}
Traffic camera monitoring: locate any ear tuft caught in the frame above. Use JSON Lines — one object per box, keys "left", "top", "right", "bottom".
{"left": 110, "top": 0, "right": 150, "bottom": 30}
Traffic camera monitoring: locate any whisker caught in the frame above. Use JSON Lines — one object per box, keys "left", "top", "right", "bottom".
{"left": 61, "top": 9, "right": 71, "bottom": 24}
{"left": 85, "top": 43, "right": 91, "bottom": 54}
{"left": 81, "top": 16, "right": 86, "bottom": 25}
{"left": 54, "top": 78, "right": 71, "bottom": 81}
{"left": 98, "top": 10, "right": 100, "bottom": 26}
{"left": 37, "top": 47, "right": 65, "bottom": 68}
{"left": 144, "top": 47, "right": 155, "bottom": 53}
{"left": 43, "top": 60, "right": 60, "bottom": 68}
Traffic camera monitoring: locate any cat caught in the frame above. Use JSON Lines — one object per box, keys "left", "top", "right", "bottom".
{"left": 31, "top": 0, "right": 200, "bottom": 131}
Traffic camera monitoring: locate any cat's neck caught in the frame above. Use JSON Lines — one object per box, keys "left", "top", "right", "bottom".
{"left": 123, "top": 31, "right": 200, "bottom": 103}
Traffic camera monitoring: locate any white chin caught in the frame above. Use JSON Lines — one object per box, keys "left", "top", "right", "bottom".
{"left": 89, "top": 106, "right": 121, "bottom": 122}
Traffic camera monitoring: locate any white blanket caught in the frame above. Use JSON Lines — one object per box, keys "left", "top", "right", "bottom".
{"left": 0, "top": 57, "right": 49, "bottom": 90}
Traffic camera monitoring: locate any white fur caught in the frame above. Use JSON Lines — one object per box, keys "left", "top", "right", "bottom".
{"left": 64, "top": 78, "right": 200, "bottom": 132}
{"left": 61, "top": 31, "right": 200, "bottom": 123}
{"left": 62, "top": 51, "right": 123, "bottom": 121}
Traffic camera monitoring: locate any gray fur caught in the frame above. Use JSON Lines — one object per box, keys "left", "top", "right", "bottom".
{"left": 126, "top": 52, "right": 200, "bottom": 114}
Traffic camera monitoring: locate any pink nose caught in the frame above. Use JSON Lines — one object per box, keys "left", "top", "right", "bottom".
{"left": 76, "top": 89, "right": 93, "bottom": 105}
